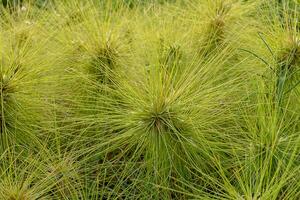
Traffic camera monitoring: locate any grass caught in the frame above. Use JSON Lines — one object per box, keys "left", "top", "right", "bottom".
{"left": 0, "top": 0, "right": 299, "bottom": 199}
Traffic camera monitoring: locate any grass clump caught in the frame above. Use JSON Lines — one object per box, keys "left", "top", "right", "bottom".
{"left": 0, "top": 0, "right": 299, "bottom": 199}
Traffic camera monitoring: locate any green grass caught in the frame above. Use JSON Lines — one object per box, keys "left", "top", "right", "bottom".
{"left": 0, "top": 0, "right": 299, "bottom": 199}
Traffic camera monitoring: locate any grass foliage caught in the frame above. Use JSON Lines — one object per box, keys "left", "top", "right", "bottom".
{"left": 0, "top": 0, "right": 299, "bottom": 199}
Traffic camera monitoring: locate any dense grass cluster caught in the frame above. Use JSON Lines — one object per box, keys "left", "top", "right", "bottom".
{"left": 0, "top": 0, "right": 299, "bottom": 199}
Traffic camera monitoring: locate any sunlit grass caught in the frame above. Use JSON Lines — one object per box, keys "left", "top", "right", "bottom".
{"left": 0, "top": 0, "right": 299, "bottom": 199}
